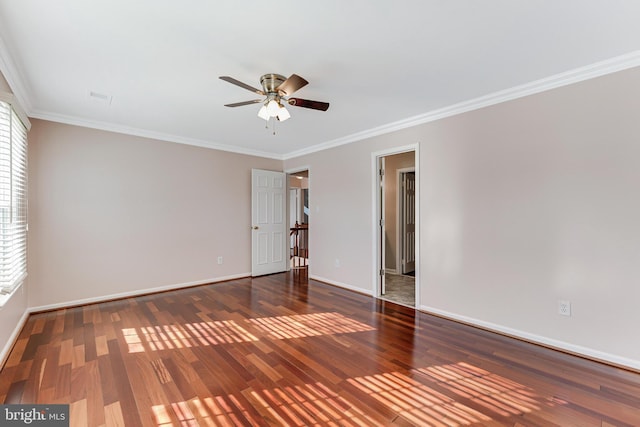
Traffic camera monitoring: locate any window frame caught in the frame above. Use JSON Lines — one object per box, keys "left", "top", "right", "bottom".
{"left": 0, "top": 93, "right": 30, "bottom": 305}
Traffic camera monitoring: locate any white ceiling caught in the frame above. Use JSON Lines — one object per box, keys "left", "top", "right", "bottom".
{"left": 1, "top": 1, "right": 640, "bottom": 159}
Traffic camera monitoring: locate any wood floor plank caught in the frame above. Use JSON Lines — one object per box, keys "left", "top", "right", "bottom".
{"left": 85, "top": 360, "right": 106, "bottom": 427}
{"left": 105, "top": 339, "right": 143, "bottom": 427}
{"left": 1, "top": 272, "right": 639, "bottom": 426}
{"left": 123, "top": 354, "right": 172, "bottom": 427}
{"left": 97, "top": 355, "right": 117, "bottom": 406}
{"left": 103, "top": 401, "right": 125, "bottom": 427}
{"left": 70, "top": 398, "right": 88, "bottom": 427}
{"left": 71, "top": 344, "right": 85, "bottom": 369}
{"left": 53, "top": 362, "right": 71, "bottom": 401}
{"left": 3, "top": 338, "right": 28, "bottom": 369}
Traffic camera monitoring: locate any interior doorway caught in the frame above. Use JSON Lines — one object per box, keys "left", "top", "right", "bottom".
{"left": 288, "top": 170, "right": 309, "bottom": 273}
{"left": 251, "top": 169, "right": 287, "bottom": 276}
{"left": 375, "top": 150, "right": 417, "bottom": 307}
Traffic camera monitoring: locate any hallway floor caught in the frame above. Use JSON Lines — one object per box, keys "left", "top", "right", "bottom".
{"left": 383, "top": 272, "right": 415, "bottom": 307}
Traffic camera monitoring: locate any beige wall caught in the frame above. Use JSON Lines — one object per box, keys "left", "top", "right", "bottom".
{"left": 285, "top": 66, "right": 640, "bottom": 369}
{"left": 289, "top": 176, "right": 309, "bottom": 189}
{"left": 4, "top": 62, "right": 640, "bottom": 370}
{"left": 0, "top": 71, "right": 11, "bottom": 92}
{"left": 28, "top": 120, "right": 280, "bottom": 308}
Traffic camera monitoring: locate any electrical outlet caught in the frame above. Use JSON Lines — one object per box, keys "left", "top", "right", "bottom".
{"left": 558, "top": 300, "right": 571, "bottom": 317}
{"left": 217, "top": 256, "right": 223, "bottom": 265}
{"left": 335, "top": 259, "right": 341, "bottom": 268}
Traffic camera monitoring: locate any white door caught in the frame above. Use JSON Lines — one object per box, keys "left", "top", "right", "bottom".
{"left": 251, "top": 169, "right": 287, "bottom": 276}
{"left": 401, "top": 172, "right": 416, "bottom": 274}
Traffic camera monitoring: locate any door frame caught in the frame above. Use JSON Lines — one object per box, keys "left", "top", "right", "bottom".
{"left": 371, "top": 145, "right": 420, "bottom": 305}
{"left": 379, "top": 156, "right": 387, "bottom": 294}
{"left": 285, "top": 165, "right": 311, "bottom": 272}
{"left": 397, "top": 167, "right": 416, "bottom": 275}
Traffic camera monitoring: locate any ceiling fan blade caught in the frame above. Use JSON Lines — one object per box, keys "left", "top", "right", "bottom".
{"left": 224, "top": 99, "right": 263, "bottom": 107}
{"left": 276, "top": 74, "right": 309, "bottom": 96}
{"left": 219, "top": 76, "right": 265, "bottom": 95}
{"left": 287, "top": 98, "right": 330, "bottom": 111}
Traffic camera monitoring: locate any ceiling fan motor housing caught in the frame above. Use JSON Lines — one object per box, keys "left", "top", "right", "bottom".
{"left": 260, "top": 74, "right": 287, "bottom": 95}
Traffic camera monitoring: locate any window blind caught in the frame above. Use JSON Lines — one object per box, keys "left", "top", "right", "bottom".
{"left": 0, "top": 100, "right": 27, "bottom": 296}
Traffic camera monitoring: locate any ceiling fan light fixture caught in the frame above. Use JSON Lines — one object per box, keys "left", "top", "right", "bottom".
{"left": 276, "top": 105, "right": 291, "bottom": 121}
{"left": 220, "top": 73, "right": 330, "bottom": 127}
{"left": 266, "top": 99, "right": 280, "bottom": 117}
{"left": 257, "top": 105, "right": 269, "bottom": 120}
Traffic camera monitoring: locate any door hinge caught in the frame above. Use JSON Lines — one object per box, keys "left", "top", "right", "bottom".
{"left": 379, "top": 218, "right": 385, "bottom": 227}
{"left": 379, "top": 168, "right": 385, "bottom": 177}
{"left": 380, "top": 269, "right": 385, "bottom": 276}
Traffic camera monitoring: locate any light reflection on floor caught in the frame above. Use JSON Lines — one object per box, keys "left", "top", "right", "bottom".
{"left": 413, "top": 362, "right": 564, "bottom": 418}
{"left": 348, "top": 371, "right": 491, "bottom": 425}
{"left": 151, "top": 362, "right": 565, "bottom": 426}
{"left": 152, "top": 382, "right": 378, "bottom": 427}
{"left": 122, "top": 320, "right": 258, "bottom": 353}
{"left": 153, "top": 396, "right": 253, "bottom": 427}
{"left": 247, "top": 312, "right": 375, "bottom": 339}
{"left": 121, "top": 312, "right": 564, "bottom": 425}
{"left": 123, "top": 312, "right": 374, "bottom": 353}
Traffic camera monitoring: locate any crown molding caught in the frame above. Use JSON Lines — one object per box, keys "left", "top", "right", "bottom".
{"left": 29, "top": 109, "right": 284, "bottom": 160}
{"left": 3, "top": 33, "right": 640, "bottom": 162}
{"left": 284, "top": 50, "right": 640, "bottom": 160}
{"left": 0, "top": 34, "right": 33, "bottom": 115}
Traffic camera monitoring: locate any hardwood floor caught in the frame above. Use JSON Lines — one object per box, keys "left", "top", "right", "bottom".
{"left": 1, "top": 272, "right": 640, "bottom": 426}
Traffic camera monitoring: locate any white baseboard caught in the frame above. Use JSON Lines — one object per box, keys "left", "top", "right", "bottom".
{"left": 7, "top": 274, "right": 637, "bottom": 373}
{"left": 419, "top": 304, "right": 640, "bottom": 372}
{"left": 309, "top": 275, "right": 374, "bottom": 296}
{"left": 29, "top": 273, "right": 251, "bottom": 313}
{"left": 0, "top": 309, "right": 30, "bottom": 368}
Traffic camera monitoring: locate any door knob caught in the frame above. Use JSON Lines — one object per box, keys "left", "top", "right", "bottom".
{"left": 251, "top": 226, "right": 259, "bottom": 230}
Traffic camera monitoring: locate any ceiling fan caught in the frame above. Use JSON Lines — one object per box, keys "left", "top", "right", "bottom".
{"left": 219, "top": 73, "right": 329, "bottom": 122}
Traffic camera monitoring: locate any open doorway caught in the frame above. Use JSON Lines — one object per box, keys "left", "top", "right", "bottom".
{"left": 288, "top": 170, "right": 309, "bottom": 272}
{"left": 375, "top": 150, "right": 417, "bottom": 307}
{"left": 398, "top": 169, "right": 416, "bottom": 275}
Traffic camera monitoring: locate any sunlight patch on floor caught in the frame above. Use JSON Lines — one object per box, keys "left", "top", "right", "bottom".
{"left": 152, "top": 382, "right": 378, "bottom": 426}
{"left": 122, "top": 320, "right": 258, "bottom": 353}
{"left": 149, "top": 361, "right": 568, "bottom": 426}
{"left": 123, "top": 312, "right": 374, "bottom": 353}
{"left": 414, "top": 362, "right": 562, "bottom": 417}
{"left": 247, "top": 312, "right": 375, "bottom": 339}
{"left": 348, "top": 371, "right": 491, "bottom": 426}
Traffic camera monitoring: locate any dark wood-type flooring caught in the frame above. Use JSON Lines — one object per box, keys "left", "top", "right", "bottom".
{"left": 1, "top": 272, "right": 640, "bottom": 426}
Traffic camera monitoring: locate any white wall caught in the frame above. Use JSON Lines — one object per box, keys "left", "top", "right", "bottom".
{"left": 28, "top": 120, "right": 281, "bottom": 308}
{"left": 285, "top": 66, "right": 640, "bottom": 369}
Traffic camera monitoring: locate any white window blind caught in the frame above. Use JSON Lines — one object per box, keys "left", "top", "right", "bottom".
{"left": 0, "top": 100, "right": 27, "bottom": 296}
